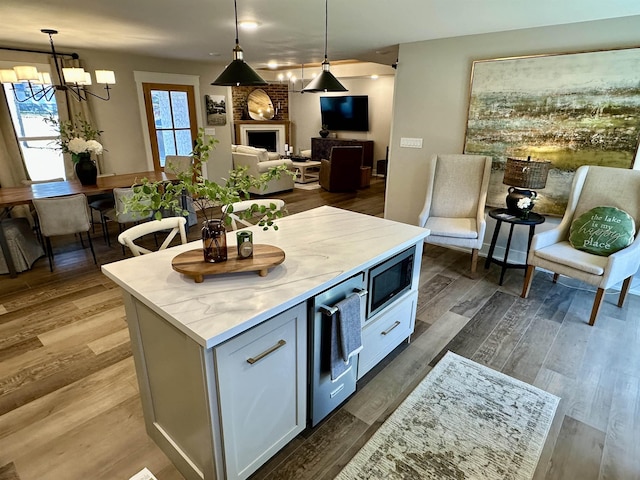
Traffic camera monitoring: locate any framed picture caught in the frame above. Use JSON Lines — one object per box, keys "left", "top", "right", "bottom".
{"left": 464, "top": 47, "right": 640, "bottom": 216}
{"left": 205, "top": 94, "right": 227, "bottom": 126}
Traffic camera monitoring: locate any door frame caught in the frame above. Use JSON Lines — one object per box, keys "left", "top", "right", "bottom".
{"left": 142, "top": 82, "right": 198, "bottom": 172}
{"left": 134, "top": 72, "right": 203, "bottom": 171}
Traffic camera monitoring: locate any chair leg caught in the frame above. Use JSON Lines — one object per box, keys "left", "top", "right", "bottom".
{"left": 552, "top": 273, "right": 559, "bottom": 283}
{"left": 589, "top": 288, "right": 606, "bottom": 326}
{"left": 45, "top": 237, "right": 54, "bottom": 272}
{"left": 470, "top": 249, "right": 479, "bottom": 273}
{"left": 521, "top": 265, "right": 535, "bottom": 298}
{"left": 618, "top": 276, "right": 633, "bottom": 308}
{"left": 85, "top": 231, "right": 97, "bottom": 265}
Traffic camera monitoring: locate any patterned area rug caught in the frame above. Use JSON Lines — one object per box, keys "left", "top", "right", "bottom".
{"left": 336, "top": 351, "right": 560, "bottom": 480}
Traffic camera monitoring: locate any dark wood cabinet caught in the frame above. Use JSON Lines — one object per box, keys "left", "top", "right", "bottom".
{"left": 311, "top": 138, "right": 374, "bottom": 167}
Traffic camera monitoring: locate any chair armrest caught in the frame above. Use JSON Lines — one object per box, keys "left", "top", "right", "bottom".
{"left": 602, "top": 234, "right": 640, "bottom": 286}
{"left": 530, "top": 223, "right": 569, "bottom": 251}
{"left": 255, "top": 159, "right": 293, "bottom": 173}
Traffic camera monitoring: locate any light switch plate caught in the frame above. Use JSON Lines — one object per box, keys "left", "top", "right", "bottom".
{"left": 400, "top": 137, "right": 423, "bottom": 148}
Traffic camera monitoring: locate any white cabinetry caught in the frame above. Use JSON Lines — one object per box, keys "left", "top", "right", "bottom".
{"left": 358, "top": 290, "right": 418, "bottom": 379}
{"left": 214, "top": 302, "right": 307, "bottom": 480}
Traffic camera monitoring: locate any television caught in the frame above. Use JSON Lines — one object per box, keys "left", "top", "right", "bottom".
{"left": 320, "top": 95, "right": 369, "bottom": 132}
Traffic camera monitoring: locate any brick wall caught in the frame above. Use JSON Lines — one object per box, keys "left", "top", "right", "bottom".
{"left": 231, "top": 84, "right": 289, "bottom": 121}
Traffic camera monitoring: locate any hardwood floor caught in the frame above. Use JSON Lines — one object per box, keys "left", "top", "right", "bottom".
{"left": 1, "top": 176, "right": 639, "bottom": 480}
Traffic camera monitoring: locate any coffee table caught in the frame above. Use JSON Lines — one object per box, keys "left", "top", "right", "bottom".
{"left": 291, "top": 160, "right": 321, "bottom": 184}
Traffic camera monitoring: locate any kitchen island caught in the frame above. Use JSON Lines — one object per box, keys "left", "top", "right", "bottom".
{"left": 102, "top": 206, "right": 429, "bottom": 480}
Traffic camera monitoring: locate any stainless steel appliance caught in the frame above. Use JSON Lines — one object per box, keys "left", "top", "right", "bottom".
{"left": 367, "top": 246, "right": 415, "bottom": 320}
{"left": 309, "top": 273, "right": 366, "bottom": 427}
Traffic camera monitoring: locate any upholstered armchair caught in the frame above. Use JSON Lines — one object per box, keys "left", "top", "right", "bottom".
{"left": 521, "top": 165, "right": 640, "bottom": 326}
{"left": 418, "top": 154, "right": 492, "bottom": 273}
{"left": 319, "top": 146, "right": 363, "bottom": 192}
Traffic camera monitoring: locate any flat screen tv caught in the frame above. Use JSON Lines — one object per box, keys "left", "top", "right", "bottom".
{"left": 320, "top": 95, "right": 369, "bottom": 132}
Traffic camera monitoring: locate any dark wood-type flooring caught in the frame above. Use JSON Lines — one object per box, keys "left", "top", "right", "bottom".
{"left": 1, "top": 177, "right": 639, "bottom": 480}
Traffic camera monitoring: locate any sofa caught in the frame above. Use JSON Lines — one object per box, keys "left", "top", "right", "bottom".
{"left": 231, "top": 145, "right": 295, "bottom": 195}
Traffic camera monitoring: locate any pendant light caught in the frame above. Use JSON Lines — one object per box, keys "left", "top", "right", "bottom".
{"left": 302, "top": 0, "right": 347, "bottom": 93}
{"left": 212, "top": 0, "right": 267, "bottom": 86}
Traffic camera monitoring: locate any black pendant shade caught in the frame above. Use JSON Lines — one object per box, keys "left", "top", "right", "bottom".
{"left": 302, "top": 60, "right": 347, "bottom": 92}
{"left": 302, "top": 0, "right": 347, "bottom": 93}
{"left": 212, "top": 45, "right": 267, "bottom": 86}
{"left": 211, "top": 0, "right": 267, "bottom": 87}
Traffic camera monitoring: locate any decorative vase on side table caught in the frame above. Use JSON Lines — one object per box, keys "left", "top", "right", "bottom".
{"left": 73, "top": 152, "right": 98, "bottom": 185}
{"left": 319, "top": 125, "right": 330, "bottom": 138}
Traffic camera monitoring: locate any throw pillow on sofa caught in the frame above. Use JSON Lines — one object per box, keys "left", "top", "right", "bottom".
{"left": 569, "top": 206, "right": 635, "bottom": 256}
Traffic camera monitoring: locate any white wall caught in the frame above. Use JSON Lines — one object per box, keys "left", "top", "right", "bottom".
{"left": 387, "top": 15, "right": 640, "bottom": 227}
{"left": 385, "top": 15, "right": 640, "bottom": 291}
{"left": 288, "top": 75, "right": 395, "bottom": 163}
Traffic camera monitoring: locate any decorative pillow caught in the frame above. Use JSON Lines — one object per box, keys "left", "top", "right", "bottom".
{"left": 569, "top": 206, "right": 635, "bottom": 256}
{"left": 267, "top": 152, "right": 281, "bottom": 160}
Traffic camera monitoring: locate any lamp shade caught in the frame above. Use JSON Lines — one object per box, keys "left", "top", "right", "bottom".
{"left": 301, "top": 65, "right": 347, "bottom": 92}
{"left": 212, "top": 44, "right": 267, "bottom": 87}
{"left": 503, "top": 157, "right": 551, "bottom": 189}
{"left": 14, "top": 66, "right": 39, "bottom": 82}
{"left": 95, "top": 70, "right": 116, "bottom": 84}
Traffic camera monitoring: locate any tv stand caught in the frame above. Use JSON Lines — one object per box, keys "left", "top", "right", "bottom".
{"left": 311, "top": 137, "right": 374, "bottom": 167}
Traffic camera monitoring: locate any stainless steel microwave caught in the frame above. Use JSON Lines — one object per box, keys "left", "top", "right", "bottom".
{"left": 367, "top": 245, "right": 415, "bottom": 319}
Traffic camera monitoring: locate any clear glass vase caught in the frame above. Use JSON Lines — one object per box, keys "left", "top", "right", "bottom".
{"left": 202, "top": 219, "right": 227, "bottom": 263}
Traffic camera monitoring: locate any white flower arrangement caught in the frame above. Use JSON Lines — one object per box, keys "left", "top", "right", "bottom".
{"left": 67, "top": 137, "right": 104, "bottom": 155}
{"left": 45, "top": 113, "right": 104, "bottom": 163}
{"left": 517, "top": 197, "right": 533, "bottom": 210}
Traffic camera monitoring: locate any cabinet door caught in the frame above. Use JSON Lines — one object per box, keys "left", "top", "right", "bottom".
{"left": 358, "top": 290, "right": 417, "bottom": 379}
{"left": 214, "top": 303, "right": 307, "bottom": 480}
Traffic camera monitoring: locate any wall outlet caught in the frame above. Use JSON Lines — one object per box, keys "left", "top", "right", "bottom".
{"left": 400, "top": 137, "right": 423, "bottom": 148}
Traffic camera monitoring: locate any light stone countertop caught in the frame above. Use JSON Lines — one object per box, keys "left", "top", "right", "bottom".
{"left": 101, "top": 206, "right": 430, "bottom": 348}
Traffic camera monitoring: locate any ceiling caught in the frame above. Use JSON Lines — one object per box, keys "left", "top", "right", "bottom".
{"left": 1, "top": 0, "right": 640, "bottom": 70}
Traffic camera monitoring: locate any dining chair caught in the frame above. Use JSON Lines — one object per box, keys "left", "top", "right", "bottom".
{"left": 118, "top": 216, "right": 188, "bottom": 256}
{"left": 21, "top": 177, "right": 65, "bottom": 244}
{"left": 32, "top": 193, "right": 96, "bottom": 271}
{"left": 222, "top": 199, "right": 286, "bottom": 230}
{"left": 101, "top": 187, "right": 153, "bottom": 249}
{"left": 165, "top": 155, "right": 197, "bottom": 228}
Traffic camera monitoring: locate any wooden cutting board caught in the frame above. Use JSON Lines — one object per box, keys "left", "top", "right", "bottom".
{"left": 171, "top": 244, "right": 285, "bottom": 283}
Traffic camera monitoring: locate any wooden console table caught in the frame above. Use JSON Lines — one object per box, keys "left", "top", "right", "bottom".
{"left": 311, "top": 137, "right": 374, "bottom": 167}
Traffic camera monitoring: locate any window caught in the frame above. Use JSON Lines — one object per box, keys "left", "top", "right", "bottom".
{"left": 142, "top": 83, "right": 198, "bottom": 171}
{"left": 3, "top": 83, "right": 65, "bottom": 181}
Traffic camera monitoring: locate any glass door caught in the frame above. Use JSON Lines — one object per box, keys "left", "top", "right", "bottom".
{"left": 142, "top": 83, "right": 198, "bottom": 171}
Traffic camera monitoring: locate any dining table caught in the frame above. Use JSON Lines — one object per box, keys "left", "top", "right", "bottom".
{"left": 0, "top": 170, "right": 176, "bottom": 278}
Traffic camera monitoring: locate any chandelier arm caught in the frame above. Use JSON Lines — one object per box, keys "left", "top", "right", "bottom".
{"left": 82, "top": 85, "right": 112, "bottom": 101}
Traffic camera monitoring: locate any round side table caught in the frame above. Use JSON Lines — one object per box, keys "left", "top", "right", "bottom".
{"left": 484, "top": 208, "right": 545, "bottom": 285}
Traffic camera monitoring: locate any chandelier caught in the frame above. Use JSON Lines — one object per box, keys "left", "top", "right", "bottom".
{"left": 0, "top": 29, "right": 116, "bottom": 103}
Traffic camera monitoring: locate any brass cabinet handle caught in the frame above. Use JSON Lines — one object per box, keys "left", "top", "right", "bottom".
{"left": 247, "top": 339, "right": 287, "bottom": 364}
{"left": 381, "top": 321, "right": 401, "bottom": 336}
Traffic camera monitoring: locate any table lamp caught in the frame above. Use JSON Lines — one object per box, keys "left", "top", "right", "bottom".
{"left": 503, "top": 156, "right": 551, "bottom": 215}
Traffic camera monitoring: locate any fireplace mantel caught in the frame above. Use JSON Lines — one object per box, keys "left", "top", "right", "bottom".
{"left": 234, "top": 121, "right": 291, "bottom": 155}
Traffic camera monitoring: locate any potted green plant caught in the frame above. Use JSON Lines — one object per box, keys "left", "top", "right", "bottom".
{"left": 124, "top": 128, "right": 293, "bottom": 262}
{"left": 45, "top": 113, "right": 104, "bottom": 185}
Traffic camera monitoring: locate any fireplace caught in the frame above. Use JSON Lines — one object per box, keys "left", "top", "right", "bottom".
{"left": 247, "top": 131, "right": 277, "bottom": 152}
{"left": 235, "top": 121, "right": 290, "bottom": 155}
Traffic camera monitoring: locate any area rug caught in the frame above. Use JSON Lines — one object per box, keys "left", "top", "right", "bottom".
{"left": 336, "top": 351, "right": 560, "bottom": 480}
{"left": 294, "top": 181, "right": 321, "bottom": 190}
